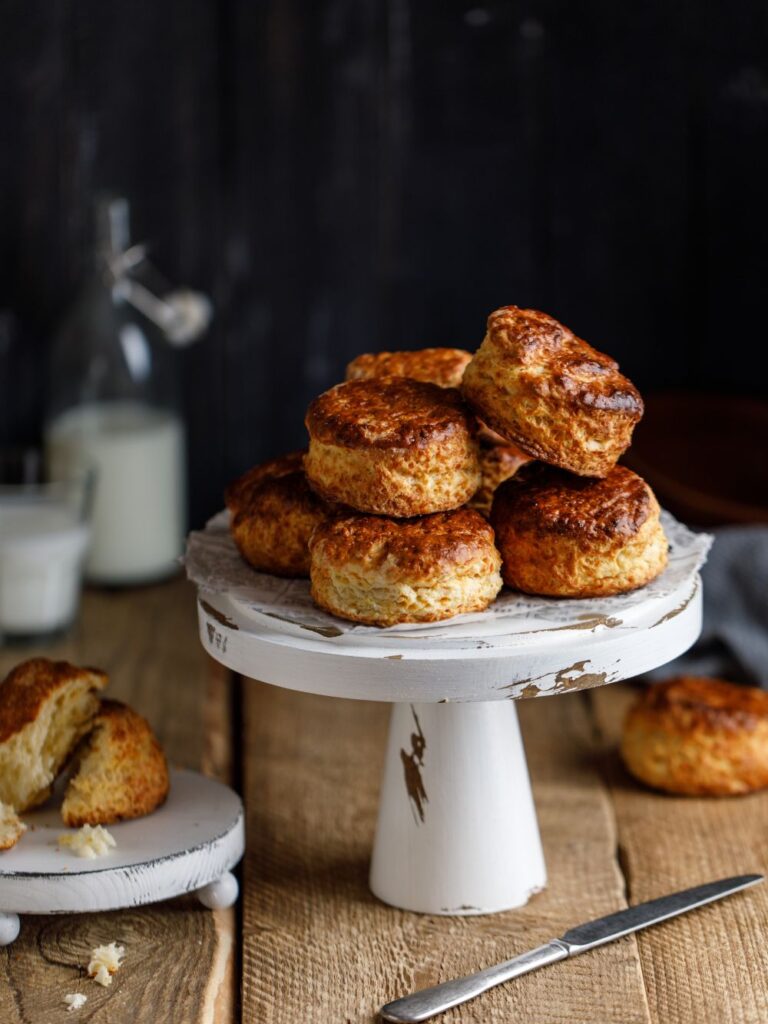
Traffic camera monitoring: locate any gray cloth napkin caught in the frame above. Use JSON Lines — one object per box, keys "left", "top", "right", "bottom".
{"left": 646, "top": 526, "right": 768, "bottom": 687}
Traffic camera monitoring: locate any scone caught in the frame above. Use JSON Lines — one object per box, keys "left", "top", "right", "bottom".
{"left": 469, "top": 441, "right": 531, "bottom": 517}
{"left": 0, "top": 659, "right": 107, "bottom": 812}
{"left": 309, "top": 508, "right": 502, "bottom": 626}
{"left": 305, "top": 377, "right": 481, "bottom": 517}
{"left": 0, "top": 803, "right": 26, "bottom": 851}
{"left": 345, "top": 347, "right": 505, "bottom": 445}
{"left": 62, "top": 700, "right": 169, "bottom": 827}
{"left": 226, "top": 451, "right": 331, "bottom": 577}
{"left": 490, "top": 464, "right": 667, "bottom": 597}
{"left": 345, "top": 348, "right": 472, "bottom": 389}
{"left": 621, "top": 677, "right": 768, "bottom": 796}
{"left": 462, "top": 305, "right": 643, "bottom": 477}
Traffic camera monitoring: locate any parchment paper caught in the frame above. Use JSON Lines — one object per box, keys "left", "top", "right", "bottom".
{"left": 184, "top": 510, "right": 712, "bottom": 638}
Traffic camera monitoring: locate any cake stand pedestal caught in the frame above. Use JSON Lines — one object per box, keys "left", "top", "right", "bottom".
{"left": 195, "top": 569, "right": 702, "bottom": 916}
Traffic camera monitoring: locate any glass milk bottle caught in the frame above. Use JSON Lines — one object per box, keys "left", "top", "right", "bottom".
{"left": 45, "top": 199, "right": 186, "bottom": 585}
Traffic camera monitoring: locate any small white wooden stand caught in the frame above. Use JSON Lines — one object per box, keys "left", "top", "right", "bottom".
{"left": 0, "top": 769, "right": 244, "bottom": 944}
{"left": 195, "top": 563, "right": 702, "bottom": 916}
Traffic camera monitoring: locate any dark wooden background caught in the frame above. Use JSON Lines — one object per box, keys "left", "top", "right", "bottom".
{"left": 1, "top": 0, "right": 767, "bottom": 526}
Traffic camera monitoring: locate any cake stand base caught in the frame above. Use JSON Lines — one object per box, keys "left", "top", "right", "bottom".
{"left": 370, "top": 701, "right": 546, "bottom": 915}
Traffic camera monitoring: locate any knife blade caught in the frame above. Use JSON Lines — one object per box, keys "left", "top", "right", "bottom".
{"left": 379, "top": 874, "right": 763, "bottom": 1023}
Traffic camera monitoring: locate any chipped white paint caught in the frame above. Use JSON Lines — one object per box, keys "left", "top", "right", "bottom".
{"left": 370, "top": 701, "right": 546, "bottom": 914}
{"left": 0, "top": 770, "right": 244, "bottom": 943}
{"left": 195, "top": 575, "right": 702, "bottom": 702}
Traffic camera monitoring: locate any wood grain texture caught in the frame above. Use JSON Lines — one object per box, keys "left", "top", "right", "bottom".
{"left": 241, "top": 682, "right": 651, "bottom": 1022}
{"left": 3, "top": 583, "right": 766, "bottom": 1022}
{"left": 591, "top": 684, "right": 768, "bottom": 1024}
{"left": 0, "top": 904, "right": 217, "bottom": 1024}
{"left": 0, "top": 578, "right": 235, "bottom": 1024}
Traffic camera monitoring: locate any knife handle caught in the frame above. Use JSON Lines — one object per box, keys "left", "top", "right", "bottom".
{"left": 379, "top": 940, "right": 569, "bottom": 1023}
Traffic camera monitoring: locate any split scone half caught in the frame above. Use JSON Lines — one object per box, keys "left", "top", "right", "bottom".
{"left": 0, "top": 658, "right": 107, "bottom": 812}
{"left": 62, "top": 699, "right": 169, "bottom": 827}
{"left": 309, "top": 508, "right": 502, "bottom": 626}
{"left": 345, "top": 347, "right": 472, "bottom": 389}
{"left": 305, "top": 377, "right": 481, "bottom": 517}
{"left": 463, "top": 305, "right": 643, "bottom": 477}
{"left": 226, "top": 450, "right": 332, "bottom": 578}
{"left": 490, "top": 464, "right": 668, "bottom": 598}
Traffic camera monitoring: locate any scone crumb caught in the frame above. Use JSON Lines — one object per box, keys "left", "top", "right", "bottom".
{"left": 87, "top": 942, "right": 125, "bottom": 986}
{"left": 64, "top": 993, "right": 87, "bottom": 1011}
{"left": 0, "top": 802, "right": 26, "bottom": 851}
{"left": 59, "top": 824, "right": 116, "bottom": 859}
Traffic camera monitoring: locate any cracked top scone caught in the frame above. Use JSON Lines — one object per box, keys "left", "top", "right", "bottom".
{"left": 621, "top": 677, "right": 768, "bottom": 796}
{"left": 309, "top": 508, "right": 502, "bottom": 626}
{"left": 305, "top": 377, "right": 481, "bottom": 517}
{"left": 345, "top": 348, "right": 472, "bottom": 389}
{"left": 226, "top": 451, "right": 332, "bottom": 578}
{"left": 462, "top": 306, "right": 643, "bottom": 477}
{"left": 490, "top": 464, "right": 667, "bottom": 597}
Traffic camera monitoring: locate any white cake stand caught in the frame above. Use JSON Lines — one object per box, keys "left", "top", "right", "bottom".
{"left": 192, "top": 520, "right": 704, "bottom": 915}
{"left": 0, "top": 769, "right": 244, "bottom": 945}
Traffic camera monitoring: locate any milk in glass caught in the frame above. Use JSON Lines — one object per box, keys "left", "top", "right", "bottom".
{"left": 0, "top": 497, "right": 90, "bottom": 633}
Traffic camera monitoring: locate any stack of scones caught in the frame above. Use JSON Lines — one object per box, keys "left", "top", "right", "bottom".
{"left": 226, "top": 306, "right": 668, "bottom": 626}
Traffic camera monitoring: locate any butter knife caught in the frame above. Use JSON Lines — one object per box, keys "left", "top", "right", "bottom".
{"left": 380, "top": 874, "right": 763, "bottom": 1023}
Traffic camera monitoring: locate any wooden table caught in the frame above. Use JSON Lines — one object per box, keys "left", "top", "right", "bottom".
{"left": 1, "top": 578, "right": 766, "bottom": 1023}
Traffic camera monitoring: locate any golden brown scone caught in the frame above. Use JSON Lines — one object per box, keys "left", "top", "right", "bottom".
{"left": 462, "top": 306, "right": 644, "bottom": 477}
{"left": 305, "top": 377, "right": 481, "bottom": 517}
{"left": 225, "top": 449, "right": 304, "bottom": 509}
{"left": 0, "top": 803, "right": 26, "bottom": 851}
{"left": 345, "top": 348, "right": 472, "bottom": 389}
{"left": 0, "top": 659, "right": 107, "bottom": 812}
{"left": 344, "top": 349, "right": 509, "bottom": 446}
{"left": 490, "top": 464, "right": 667, "bottom": 597}
{"left": 62, "top": 700, "right": 169, "bottom": 827}
{"left": 469, "top": 441, "right": 531, "bottom": 517}
{"left": 621, "top": 677, "right": 768, "bottom": 796}
{"left": 226, "top": 451, "right": 332, "bottom": 578}
{"left": 309, "top": 508, "right": 502, "bottom": 626}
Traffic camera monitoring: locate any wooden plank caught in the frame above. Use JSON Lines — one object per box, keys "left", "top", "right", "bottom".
{"left": 590, "top": 684, "right": 768, "bottom": 1024}
{"left": 0, "top": 578, "right": 235, "bottom": 1024}
{"left": 241, "top": 682, "right": 651, "bottom": 1022}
